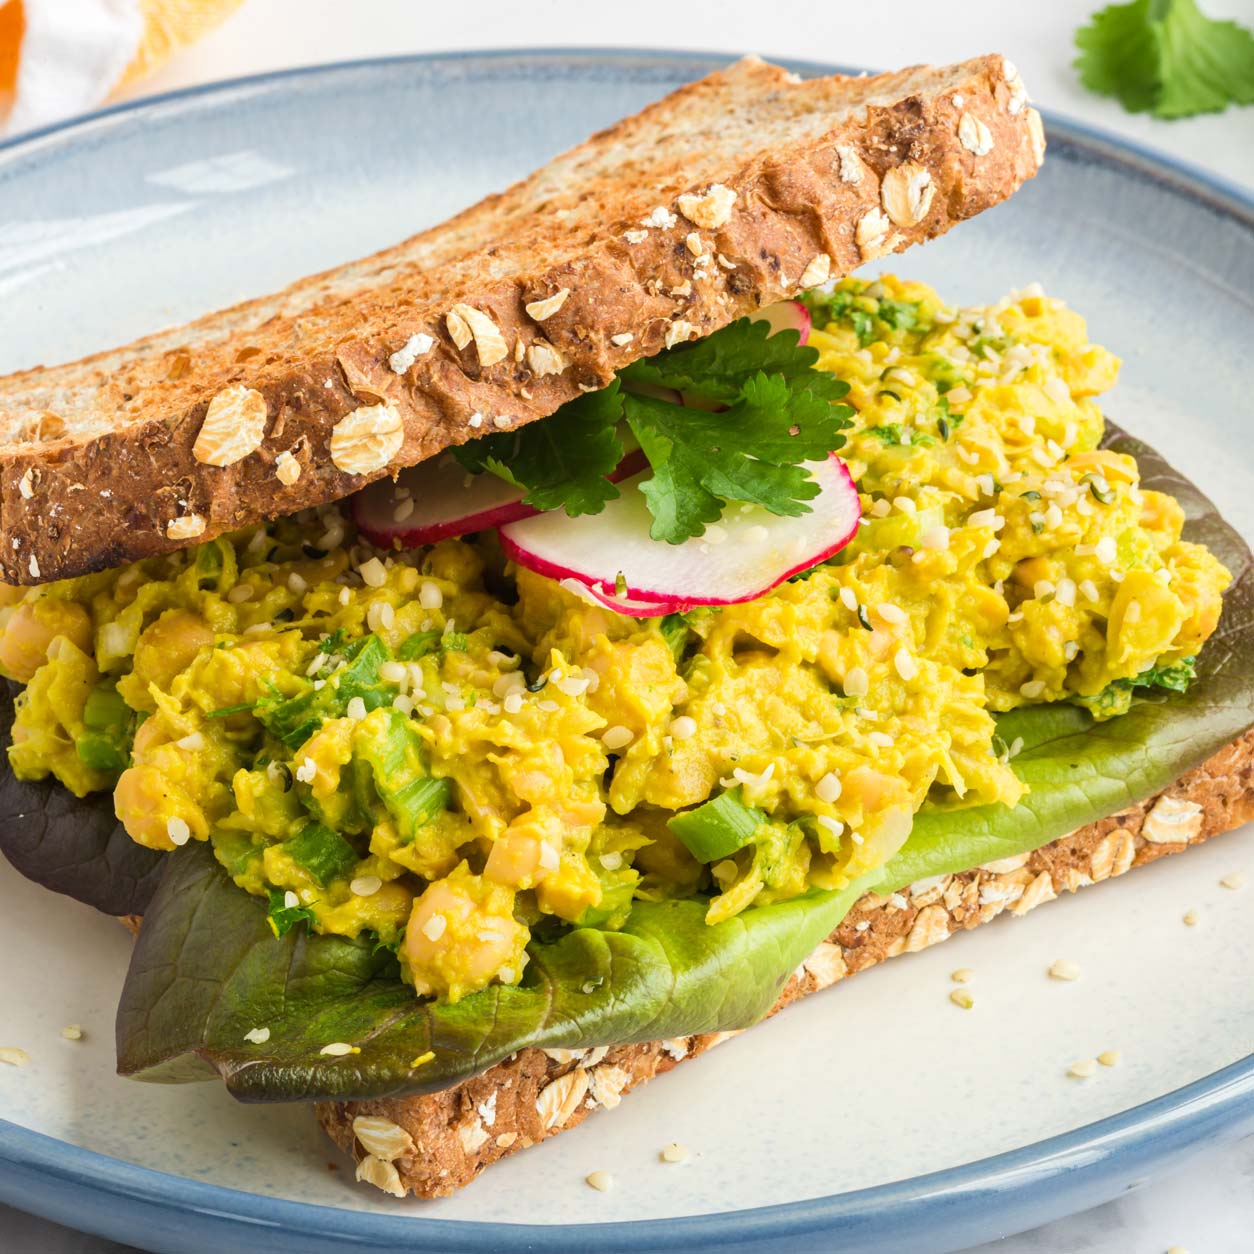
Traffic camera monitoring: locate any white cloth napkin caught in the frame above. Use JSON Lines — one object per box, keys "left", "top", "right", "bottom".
{"left": 4, "top": 0, "right": 143, "bottom": 137}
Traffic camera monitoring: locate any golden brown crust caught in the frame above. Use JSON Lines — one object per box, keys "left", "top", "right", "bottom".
{"left": 0, "top": 55, "right": 1042, "bottom": 584}
{"left": 317, "top": 730, "right": 1254, "bottom": 1198}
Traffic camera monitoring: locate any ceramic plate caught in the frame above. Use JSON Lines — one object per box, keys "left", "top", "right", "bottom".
{"left": 1, "top": 50, "right": 1252, "bottom": 1254}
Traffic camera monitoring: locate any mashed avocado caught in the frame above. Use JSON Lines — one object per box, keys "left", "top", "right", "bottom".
{"left": 0, "top": 276, "right": 1229, "bottom": 1003}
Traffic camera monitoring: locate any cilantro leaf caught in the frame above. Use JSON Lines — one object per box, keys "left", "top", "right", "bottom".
{"left": 1075, "top": 0, "right": 1254, "bottom": 118}
{"left": 621, "top": 316, "right": 851, "bottom": 408}
{"left": 266, "top": 890, "right": 318, "bottom": 939}
{"left": 624, "top": 368, "right": 852, "bottom": 544}
{"left": 453, "top": 381, "right": 626, "bottom": 516}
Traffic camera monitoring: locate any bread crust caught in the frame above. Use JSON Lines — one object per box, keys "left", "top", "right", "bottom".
{"left": 317, "top": 730, "right": 1254, "bottom": 1198}
{"left": 0, "top": 54, "right": 1042, "bottom": 584}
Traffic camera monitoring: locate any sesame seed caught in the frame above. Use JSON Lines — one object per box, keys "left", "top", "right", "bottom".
{"left": 586, "top": 1170, "right": 614, "bottom": 1192}
{"left": 868, "top": 731, "right": 894, "bottom": 749}
{"left": 1067, "top": 1058, "right": 1097, "bottom": 1079}
{"left": 59, "top": 1025, "right": 83, "bottom": 1041}
{"left": 538, "top": 842, "right": 560, "bottom": 871}
{"left": 967, "top": 508, "right": 1003, "bottom": 529}
{"left": 1183, "top": 908, "right": 1199, "bottom": 926}
{"left": 949, "top": 989, "right": 974, "bottom": 1009}
{"left": 358, "top": 557, "right": 387, "bottom": 588}
{"left": 1049, "top": 959, "right": 1081, "bottom": 982}
{"left": 1055, "top": 577, "right": 1077, "bottom": 607}
{"left": 888, "top": 893, "right": 908, "bottom": 909}
{"left": 422, "top": 914, "right": 448, "bottom": 942}
{"left": 669, "top": 716, "right": 698, "bottom": 741}
{"left": 295, "top": 757, "right": 317, "bottom": 783}
{"left": 950, "top": 968, "right": 973, "bottom": 984}
{"left": 1034, "top": 579, "right": 1056, "bottom": 599}
{"left": 893, "top": 647, "right": 918, "bottom": 681}
{"left": 599, "top": 851, "right": 624, "bottom": 871}
{"left": 227, "top": 583, "right": 255, "bottom": 603}
{"left": 176, "top": 732, "right": 205, "bottom": 751}
{"left": 283, "top": 890, "right": 300, "bottom": 909}
{"left": 0, "top": 1047, "right": 31, "bottom": 1066}
{"left": 338, "top": 586, "right": 352, "bottom": 606}
{"left": 839, "top": 587, "right": 860, "bottom": 611}
{"left": 166, "top": 817, "right": 191, "bottom": 846}
{"left": 1095, "top": 536, "right": 1118, "bottom": 565}
{"left": 817, "top": 815, "right": 844, "bottom": 838}
{"left": 920, "top": 524, "right": 950, "bottom": 550}
{"left": 1220, "top": 871, "right": 1246, "bottom": 890}
{"left": 816, "top": 772, "right": 842, "bottom": 803}
{"left": 1097, "top": 1049, "right": 1121, "bottom": 1067}
{"left": 602, "top": 725, "right": 634, "bottom": 751}
{"left": 346, "top": 696, "right": 368, "bottom": 722}
{"left": 1020, "top": 680, "right": 1047, "bottom": 699}
{"left": 844, "top": 667, "right": 869, "bottom": 698}
{"left": 876, "top": 602, "right": 908, "bottom": 625}
{"left": 418, "top": 581, "right": 443, "bottom": 610}
{"left": 392, "top": 694, "right": 414, "bottom": 715}
{"left": 319, "top": 1042, "right": 356, "bottom": 1057}
{"left": 892, "top": 496, "right": 917, "bottom": 516}
{"left": 244, "top": 1027, "right": 271, "bottom": 1044}
{"left": 351, "top": 876, "right": 382, "bottom": 897}
{"left": 983, "top": 539, "right": 1001, "bottom": 559}
{"left": 660, "top": 1142, "right": 690, "bottom": 1164}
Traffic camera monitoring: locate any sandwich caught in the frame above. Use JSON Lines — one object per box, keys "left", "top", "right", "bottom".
{"left": 1, "top": 53, "right": 1251, "bottom": 1202}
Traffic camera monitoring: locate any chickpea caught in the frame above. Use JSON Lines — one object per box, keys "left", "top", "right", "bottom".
{"left": 0, "top": 599, "right": 92, "bottom": 682}
{"left": 404, "top": 872, "right": 527, "bottom": 1002}
{"left": 131, "top": 610, "right": 214, "bottom": 695}
{"left": 114, "top": 765, "right": 199, "bottom": 850}
{"left": 0, "top": 583, "right": 26, "bottom": 611}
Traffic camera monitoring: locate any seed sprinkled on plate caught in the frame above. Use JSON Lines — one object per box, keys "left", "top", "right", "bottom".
{"left": 660, "top": 1142, "right": 690, "bottom": 1164}
{"left": 1048, "top": 959, "right": 1081, "bottom": 982}
{"left": 586, "top": 1170, "right": 614, "bottom": 1192}
{"left": 60, "top": 1025, "right": 83, "bottom": 1041}
{"left": 1098, "top": 1049, "right": 1121, "bottom": 1067}
{"left": 950, "top": 968, "right": 973, "bottom": 984}
{"left": 949, "top": 989, "right": 974, "bottom": 1009}
{"left": 1220, "top": 871, "right": 1246, "bottom": 890}
{"left": 1067, "top": 1058, "right": 1097, "bottom": 1079}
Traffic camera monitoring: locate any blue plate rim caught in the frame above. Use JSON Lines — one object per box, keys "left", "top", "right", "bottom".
{"left": 1, "top": 45, "right": 1252, "bottom": 1253}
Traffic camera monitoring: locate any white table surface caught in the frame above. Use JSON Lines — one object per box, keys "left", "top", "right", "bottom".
{"left": 3, "top": 1, "right": 1252, "bottom": 1251}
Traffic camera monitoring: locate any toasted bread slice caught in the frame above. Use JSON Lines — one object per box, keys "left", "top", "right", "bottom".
{"left": 0, "top": 54, "right": 1043, "bottom": 584}
{"left": 317, "top": 731, "right": 1254, "bottom": 1198}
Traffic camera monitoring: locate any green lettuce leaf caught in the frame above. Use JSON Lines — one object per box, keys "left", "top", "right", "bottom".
{"left": 112, "top": 425, "right": 1254, "bottom": 1103}
{"left": 0, "top": 682, "right": 163, "bottom": 916}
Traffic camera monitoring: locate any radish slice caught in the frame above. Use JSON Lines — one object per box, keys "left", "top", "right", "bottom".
{"left": 353, "top": 449, "right": 646, "bottom": 548}
{"left": 751, "top": 300, "right": 810, "bottom": 345}
{"left": 500, "top": 456, "right": 860, "bottom": 614}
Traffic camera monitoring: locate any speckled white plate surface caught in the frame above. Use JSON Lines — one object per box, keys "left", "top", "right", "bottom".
{"left": 1, "top": 50, "right": 1253, "bottom": 1254}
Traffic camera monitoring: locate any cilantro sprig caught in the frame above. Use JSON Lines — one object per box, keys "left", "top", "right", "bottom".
{"left": 453, "top": 317, "right": 853, "bottom": 544}
{"left": 1075, "top": 0, "right": 1254, "bottom": 118}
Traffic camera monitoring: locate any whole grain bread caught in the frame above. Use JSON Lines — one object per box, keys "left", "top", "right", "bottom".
{"left": 0, "top": 54, "right": 1043, "bottom": 585}
{"left": 318, "top": 730, "right": 1254, "bottom": 1199}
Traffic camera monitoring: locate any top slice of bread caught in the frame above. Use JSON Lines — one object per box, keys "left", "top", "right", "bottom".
{"left": 0, "top": 54, "right": 1044, "bottom": 585}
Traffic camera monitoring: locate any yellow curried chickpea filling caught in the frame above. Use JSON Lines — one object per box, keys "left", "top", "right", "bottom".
{"left": 0, "top": 277, "right": 1229, "bottom": 1002}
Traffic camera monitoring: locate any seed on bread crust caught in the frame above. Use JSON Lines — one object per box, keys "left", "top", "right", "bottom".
{"left": 959, "top": 113, "right": 994, "bottom": 156}
{"left": 166, "top": 513, "right": 206, "bottom": 541}
{"left": 329, "top": 403, "right": 404, "bottom": 477}
{"left": 355, "top": 1154, "right": 406, "bottom": 1197}
{"left": 525, "top": 342, "right": 567, "bottom": 376}
{"left": 274, "top": 449, "right": 302, "bottom": 486}
{"left": 1025, "top": 109, "right": 1046, "bottom": 165}
{"left": 881, "top": 162, "right": 935, "bottom": 228}
{"left": 855, "top": 208, "right": 898, "bottom": 260}
{"left": 836, "top": 145, "right": 863, "bottom": 184}
{"left": 536, "top": 1067, "right": 589, "bottom": 1130}
{"left": 796, "top": 253, "right": 832, "bottom": 290}
{"left": 676, "top": 183, "right": 737, "bottom": 229}
{"left": 524, "top": 289, "right": 570, "bottom": 322}
{"left": 193, "top": 385, "right": 268, "bottom": 467}
{"left": 664, "top": 320, "right": 697, "bottom": 348}
{"left": 448, "top": 304, "right": 509, "bottom": 366}
{"left": 352, "top": 1115, "right": 416, "bottom": 1161}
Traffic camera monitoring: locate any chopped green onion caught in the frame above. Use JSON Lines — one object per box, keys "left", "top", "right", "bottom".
{"left": 206, "top": 701, "right": 258, "bottom": 719}
{"left": 283, "top": 822, "right": 359, "bottom": 886}
{"left": 668, "top": 788, "right": 765, "bottom": 863}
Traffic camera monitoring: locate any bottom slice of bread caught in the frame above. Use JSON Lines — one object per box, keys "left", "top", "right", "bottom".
{"left": 320, "top": 731, "right": 1254, "bottom": 1198}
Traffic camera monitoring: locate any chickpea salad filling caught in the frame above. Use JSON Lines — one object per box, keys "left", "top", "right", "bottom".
{"left": 1, "top": 277, "right": 1230, "bottom": 1005}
